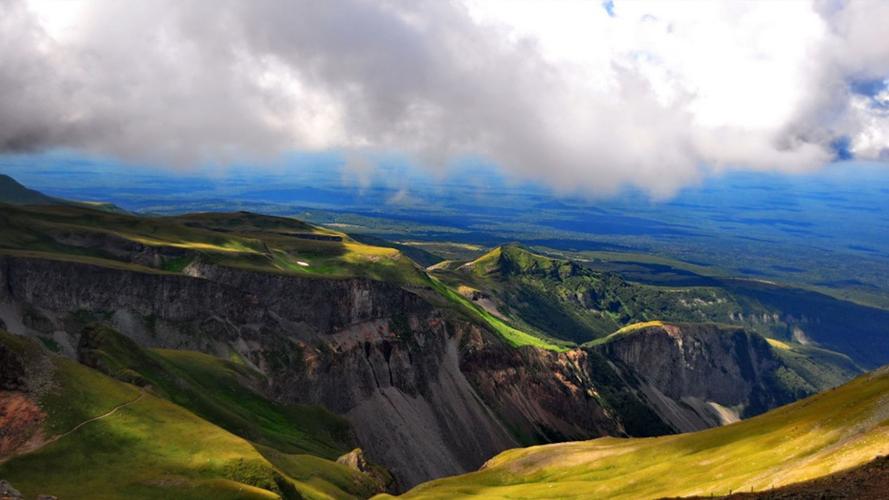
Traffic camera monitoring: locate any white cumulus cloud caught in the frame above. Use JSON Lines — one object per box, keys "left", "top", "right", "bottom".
{"left": 1, "top": 0, "right": 887, "bottom": 197}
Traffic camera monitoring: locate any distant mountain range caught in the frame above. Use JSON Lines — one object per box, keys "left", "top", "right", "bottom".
{"left": 0, "top": 174, "right": 59, "bottom": 205}
{"left": 0, "top": 173, "right": 126, "bottom": 213}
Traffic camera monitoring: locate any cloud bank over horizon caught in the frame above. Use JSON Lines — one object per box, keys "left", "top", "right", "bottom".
{"left": 1, "top": 0, "right": 888, "bottom": 198}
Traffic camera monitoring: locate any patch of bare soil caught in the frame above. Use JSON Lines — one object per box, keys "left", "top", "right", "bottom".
{"left": 0, "top": 391, "right": 46, "bottom": 459}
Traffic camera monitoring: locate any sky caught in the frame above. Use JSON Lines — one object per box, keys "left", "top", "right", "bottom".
{"left": 1, "top": 0, "right": 888, "bottom": 199}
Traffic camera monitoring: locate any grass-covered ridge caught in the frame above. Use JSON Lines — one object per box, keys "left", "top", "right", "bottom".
{"left": 585, "top": 320, "right": 668, "bottom": 346}
{"left": 393, "top": 366, "right": 889, "bottom": 499}
{"left": 430, "top": 244, "right": 884, "bottom": 373}
{"left": 426, "top": 275, "right": 570, "bottom": 351}
{"left": 0, "top": 202, "right": 427, "bottom": 286}
{"left": 433, "top": 244, "right": 753, "bottom": 345}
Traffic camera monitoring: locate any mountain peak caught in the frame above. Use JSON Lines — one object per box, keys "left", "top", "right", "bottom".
{"left": 0, "top": 175, "right": 57, "bottom": 205}
{"left": 458, "top": 244, "right": 587, "bottom": 281}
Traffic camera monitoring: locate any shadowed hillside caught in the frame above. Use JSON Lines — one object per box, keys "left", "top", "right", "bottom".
{"left": 0, "top": 175, "right": 58, "bottom": 205}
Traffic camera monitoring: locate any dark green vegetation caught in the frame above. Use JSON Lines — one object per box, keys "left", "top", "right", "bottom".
{"left": 426, "top": 273, "right": 571, "bottom": 351}
{"left": 430, "top": 244, "right": 886, "bottom": 369}
{"left": 0, "top": 329, "right": 386, "bottom": 499}
{"left": 394, "top": 366, "right": 889, "bottom": 499}
{"left": 434, "top": 245, "right": 734, "bottom": 343}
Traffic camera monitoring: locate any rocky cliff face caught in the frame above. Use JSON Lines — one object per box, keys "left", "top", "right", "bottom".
{"left": 0, "top": 255, "right": 524, "bottom": 487}
{"left": 461, "top": 336, "right": 639, "bottom": 441}
{"left": 591, "top": 323, "right": 801, "bottom": 431}
{"left": 0, "top": 255, "right": 812, "bottom": 488}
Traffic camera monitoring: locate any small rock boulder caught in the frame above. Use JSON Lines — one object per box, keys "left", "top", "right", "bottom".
{"left": 336, "top": 448, "right": 372, "bottom": 473}
{"left": 0, "top": 480, "right": 23, "bottom": 500}
{"left": 336, "top": 448, "right": 396, "bottom": 493}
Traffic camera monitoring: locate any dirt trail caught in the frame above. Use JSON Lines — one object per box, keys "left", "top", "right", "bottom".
{"left": 0, "top": 389, "right": 144, "bottom": 464}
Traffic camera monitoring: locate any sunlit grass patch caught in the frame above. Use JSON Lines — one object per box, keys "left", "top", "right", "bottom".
{"left": 124, "top": 234, "right": 260, "bottom": 254}
{"left": 586, "top": 320, "right": 668, "bottom": 346}
{"left": 767, "top": 337, "right": 792, "bottom": 350}
{"left": 613, "top": 320, "right": 666, "bottom": 334}
{"left": 427, "top": 275, "right": 569, "bottom": 352}
{"left": 343, "top": 241, "right": 400, "bottom": 260}
{"left": 400, "top": 368, "right": 889, "bottom": 499}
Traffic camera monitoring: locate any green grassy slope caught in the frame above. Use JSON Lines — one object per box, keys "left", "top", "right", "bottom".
{"left": 0, "top": 330, "right": 382, "bottom": 499}
{"left": 425, "top": 275, "right": 570, "bottom": 351}
{"left": 433, "top": 244, "right": 751, "bottom": 344}
{"left": 393, "top": 366, "right": 889, "bottom": 499}
{"left": 0, "top": 202, "right": 427, "bottom": 286}
{"left": 78, "top": 325, "right": 352, "bottom": 458}
{"left": 547, "top": 246, "right": 889, "bottom": 369}
{"left": 432, "top": 245, "right": 877, "bottom": 374}
{"left": 347, "top": 233, "right": 444, "bottom": 268}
